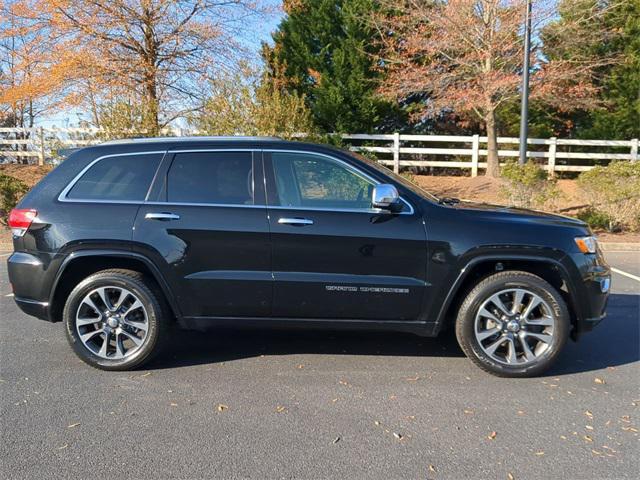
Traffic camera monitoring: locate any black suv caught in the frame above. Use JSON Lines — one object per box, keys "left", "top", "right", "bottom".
{"left": 7, "top": 137, "right": 610, "bottom": 376}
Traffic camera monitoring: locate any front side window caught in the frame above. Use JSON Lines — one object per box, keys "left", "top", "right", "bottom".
{"left": 270, "top": 152, "right": 374, "bottom": 210}
{"left": 167, "top": 151, "right": 254, "bottom": 205}
{"left": 67, "top": 153, "right": 163, "bottom": 201}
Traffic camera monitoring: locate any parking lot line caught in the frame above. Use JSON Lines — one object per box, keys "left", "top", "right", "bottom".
{"left": 611, "top": 267, "right": 640, "bottom": 282}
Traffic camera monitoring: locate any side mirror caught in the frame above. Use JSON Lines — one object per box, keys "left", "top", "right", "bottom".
{"left": 372, "top": 184, "right": 402, "bottom": 212}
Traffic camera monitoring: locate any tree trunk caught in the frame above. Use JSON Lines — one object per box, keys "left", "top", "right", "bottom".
{"left": 142, "top": 10, "right": 159, "bottom": 136}
{"left": 485, "top": 110, "right": 500, "bottom": 177}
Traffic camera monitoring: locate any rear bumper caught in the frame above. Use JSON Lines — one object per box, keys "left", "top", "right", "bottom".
{"left": 7, "top": 251, "right": 56, "bottom": 322}
{"left": 14, "top": 296, "right": 50, "bottom": 321}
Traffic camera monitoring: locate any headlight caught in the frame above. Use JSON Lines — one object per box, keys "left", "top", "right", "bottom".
{"left": 575, "top": 236, "right": 598, "bottom": 254}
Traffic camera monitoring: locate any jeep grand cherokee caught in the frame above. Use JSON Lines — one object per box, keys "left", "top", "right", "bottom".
{"left": 7, "top": 137, "right": 610, "bottom": 376}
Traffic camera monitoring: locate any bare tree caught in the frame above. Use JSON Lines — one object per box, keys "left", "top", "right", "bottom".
{"left": 5, "top": 0, "right": 269, "bottom": 134}
{"left": 374, "top": 0, "right": 616, "bottom": 177}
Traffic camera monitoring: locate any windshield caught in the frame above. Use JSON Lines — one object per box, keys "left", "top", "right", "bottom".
{"left": 344, "top": 150, "right": 440, "bottom": 202}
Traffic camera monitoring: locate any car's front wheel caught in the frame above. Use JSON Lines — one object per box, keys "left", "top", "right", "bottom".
{"left": 455, "top": 271, "right": 570, "bottom": 377}
{"left": 63, "top": 269, "right": 169, "bottom": 370}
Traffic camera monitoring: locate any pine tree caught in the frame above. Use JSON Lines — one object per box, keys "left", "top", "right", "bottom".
{"left": 263, "top": 0, "right": 400, "bottom": 133}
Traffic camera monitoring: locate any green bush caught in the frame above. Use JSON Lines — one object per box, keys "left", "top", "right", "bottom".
{"left": 576, "top": 208, "right": 619, "bottom": 232}
{"left": 500, "top": 160, "right": 559, "bottom": 209}
{"left": 578, "top": 161, "right": 640, "bottom": 232}
{"left": 0, "top": 174, "right": 29, "bottom": 224}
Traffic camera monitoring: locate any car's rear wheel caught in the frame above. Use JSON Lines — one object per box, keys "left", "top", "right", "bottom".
{"left": 64, "top": 269, "right": 169, "bottom": 370}
{"left": 455, "top": 271, "right": 570, "bottom": 377}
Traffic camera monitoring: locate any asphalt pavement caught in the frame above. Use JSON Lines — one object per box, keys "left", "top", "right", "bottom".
{"left": 1, "top": 251, "right": 638, "bottom": 479}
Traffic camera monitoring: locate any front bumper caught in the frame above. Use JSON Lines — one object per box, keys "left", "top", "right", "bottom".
{"left": 570, "top": 253, "right": 610, "bottom": 339}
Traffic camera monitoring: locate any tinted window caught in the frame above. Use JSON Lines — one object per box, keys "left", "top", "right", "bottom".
{"left": 67, "top": 153, "right": 163, "bottom": 201}
{"left": 167, "top": 151, "right": 254, "bottom": 205}
{"left": 271, "top": 152, "right": 374, "bottom": 209}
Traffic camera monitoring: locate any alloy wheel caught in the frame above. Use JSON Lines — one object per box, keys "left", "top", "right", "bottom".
{"left": 474, "top": 288, "right": 556, "bottom": 366}
{"left": 75, "top": 286, "right": 149, "bottom": 360}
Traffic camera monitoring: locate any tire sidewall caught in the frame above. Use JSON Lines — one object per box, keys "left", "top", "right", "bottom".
{"left": 457, "top": 273, "right": 570, "bottom": 377}
{"left": 64, "top": 273, "right": 161, "bottom": 370}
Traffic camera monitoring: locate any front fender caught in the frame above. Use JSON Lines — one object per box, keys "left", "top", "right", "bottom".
{"left": 430, "top": 250, "right": 583, "bottom": 334}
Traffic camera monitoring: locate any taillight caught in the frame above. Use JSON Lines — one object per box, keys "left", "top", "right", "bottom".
{"left": 8, "top": 208, "right": 37, "bottom": 236}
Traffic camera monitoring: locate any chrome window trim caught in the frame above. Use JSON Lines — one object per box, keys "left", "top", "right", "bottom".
{"left": 144, "top": 201, "right": 266, "bottom": 209}
{"left": 57, "top": 150, "right": 167, "bottom": 203}
{"left": 57, "top": 148, "right": 415, "bottom": 215}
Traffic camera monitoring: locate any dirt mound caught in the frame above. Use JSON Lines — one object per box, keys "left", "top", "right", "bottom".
{"left": 413, "top": 174, "right": 586, "bottom": 211}
{"left": 0, "top": 164, "right": 53, "bottom": 187}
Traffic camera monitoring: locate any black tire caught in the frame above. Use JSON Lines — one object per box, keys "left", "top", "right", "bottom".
{"left": 63, "top": 269, "right": 169, "bottom": 371}
{"left": 455, "top": 271, "right": 570, "bottom": 378}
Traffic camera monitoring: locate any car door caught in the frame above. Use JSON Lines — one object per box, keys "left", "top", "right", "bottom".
{"left": 133, "top": 149, "right": 272, "bottom": 318}
{"left": 263, "top": 149, "right": 428, "bottom": 321}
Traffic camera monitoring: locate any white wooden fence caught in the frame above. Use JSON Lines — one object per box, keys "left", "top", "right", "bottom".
{"left": 1, "top": 127, "right": 638, "bottom": 177}
{"left": 345, "top": 133, "right": 639, "bottom": 177}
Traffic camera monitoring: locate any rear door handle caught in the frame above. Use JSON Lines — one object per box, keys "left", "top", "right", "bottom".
{"left": 278, "top": 217, "right": 314, "bottom": 226}
{"left": 145, "top": 212, "right": 180, "bottom": 221}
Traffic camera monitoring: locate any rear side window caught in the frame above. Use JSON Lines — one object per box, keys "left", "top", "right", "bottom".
{"left": 66, "top": 153, "right": 163, "bottom": 201}
{"left": 167, "top": 151, "right": 254, "bottom": 205}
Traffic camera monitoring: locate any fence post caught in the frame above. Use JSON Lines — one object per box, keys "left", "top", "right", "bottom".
{"left": 38, "top": 126, "right": 45, "bottom": 166}
{"left": 547, "top": 137, "right": 557, "bottom": 178}
{"left": 631, "top": 138, "right": 639, "bottom": 161}
{"left": 471, "top": 134, "right": 479, "bottom": 177}
{"left": 393, "top": 132, "right": 400, "bottom": 174}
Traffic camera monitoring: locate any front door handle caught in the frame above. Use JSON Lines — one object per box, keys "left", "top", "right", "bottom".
{"left": 278, "top": 217, "right": 314, "bottom": 226}
{"left": 145, "top": 212, "right": 180, "bottom": 221}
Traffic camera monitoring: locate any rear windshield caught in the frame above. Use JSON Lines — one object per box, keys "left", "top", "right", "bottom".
{"left": 66, "top": 153, "right": 163, "bottom": 201}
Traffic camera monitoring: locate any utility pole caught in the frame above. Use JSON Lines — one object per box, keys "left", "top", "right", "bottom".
{"left": 518, "top": 0, "right": 532, "bottom": 165}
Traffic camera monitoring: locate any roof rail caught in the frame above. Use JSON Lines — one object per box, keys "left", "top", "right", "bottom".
{"left": 100, "top": 135, "right": 284, "bottom": 145}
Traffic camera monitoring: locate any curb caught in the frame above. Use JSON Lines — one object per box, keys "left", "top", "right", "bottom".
{"left": 600, "top": 243, "right": 640, "bottom": 252}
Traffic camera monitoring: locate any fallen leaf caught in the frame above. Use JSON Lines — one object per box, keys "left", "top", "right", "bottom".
{"left": 560, "top": 435, "right": 567, "bottom": 440}
{"left": 535, "top": 451, "right": 545, "bottom": 456}
{"left": 517, "top": 410, "right": 526, "bottom": 416}
{"left": 170, "top": 402, "right": 178, "bottom": 407}
{"left": 57, "top": 444, "right": 68, "bottom": 450}
{"left": 488, "top": 431, "right": 497, "bottom": 440}
{"left": 275, "top": 405, "right": 286, "bottom": 413}
{"left": 139, "top": 372, "right": 152, "bottom": 377}
{"left": 594, "top": 378, "right": 605, "bottom": 385}
{"left": 217, "top": 404, "right": 228, "bottom": 412}
{"left": 296, "top": 364, "right": 304, "bottom": 369}
{"left": 406, "top": 375, "right": 420, "bottom": 382}
{"left": 584, "top": 435, "right": 593, "bottom": 442}
{"left": 507, "top": 473, "right": 515, "bottom": 480}
{"left": 591, "top": 449, "right": 602, "bottom": 455}
{"left": 67, "top": 423, "right": 80, "bottom": 429}
{"left": 584, "top": 410, "right": 594, "bottom": 419}
{"left": 393, "top": 432, "right": 403, "bottom": 440}
{"left": 332, "top": 436, "right": 341, "bottom": 444}
{"left": 463, "top": 409, "right": 474, "bottom": 415}
{"left": 586, "top": 425, "right": 594, "bottom": 430}
{"left": 428, "top": 465, "right": 436, "bottom": 473}
{"left": 620, "top": 415, "right": 630, "bottom": 422}
{"left": 374, "top": 420, "right": 381, "bottom": 426}
{"left": 622, "top": 426, "right": 638, "bottom": 432}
